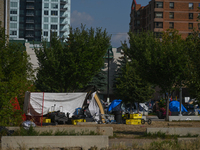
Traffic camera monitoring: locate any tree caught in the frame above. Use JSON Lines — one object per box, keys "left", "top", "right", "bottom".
{"left": 185, "top": 31, "right": 200, "bottom": 104}
{"left": 113, "top": 53, "right": 154, "bottom": 112}
{"left": 34, "top": 25, "right": 111, "bottom": 92}
{"left": 0, "top": 24, "right": 35, "bottom": 126}
{"left": 124, "top": 30, "right": 187, "bottom": 120}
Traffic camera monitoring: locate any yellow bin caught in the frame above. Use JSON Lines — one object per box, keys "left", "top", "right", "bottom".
{"left": 71, "top": 119, "right": 86, "bottom": 125}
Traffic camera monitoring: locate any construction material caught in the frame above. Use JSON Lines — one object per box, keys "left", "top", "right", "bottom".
{"left": 71, "top": 119, "right": 86, "bottom": 125}
{"left": 126, "top": 119, "right": 141, "bottom": 125}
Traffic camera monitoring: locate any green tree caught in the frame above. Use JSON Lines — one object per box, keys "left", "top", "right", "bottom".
{"left": 185, "top": 31, "right": 200, "bottom": 104}
{"left": 34, "top": 25, "right": 111, "bottom": 92}
{"left": 0, "top": 24, "right": 35, "bottom": 126}
{"left": 124, "top": 30, "right": 187, "bottom": 120}
{"left": 113, "top": 53, "right": 154, "bottom": 112}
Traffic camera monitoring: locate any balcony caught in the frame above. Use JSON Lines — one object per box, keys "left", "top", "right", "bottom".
{"left": 26, "top": 20, "right": 34, "bottom": 23}
{"left": 60, "top": 14, "right": 68, "bottom": 18}
{"left": 60, "top": 27, "right": 68, "bottom": 32}
{"left": 26, "top": 5, "right": 34, "bottom": 9}
{"left": 60, "top": 21, "right": 68, "bottom": 24}
{"left": 26, "top": 13, "right": 34, "bottom": 16}
{"left": 26, "top": 27, "right": 34, "bottom": 30}
{"left": 60, "top": 0, "right": 67, "bottom": 4}
{"left": 60, "top": 6, "right": 68, "bottom": 11}
{"left": 26, "top": 0, "right": 34, "bottom": 2}
{"left": 25, "top": 34, "right": 34, "bottom": 38}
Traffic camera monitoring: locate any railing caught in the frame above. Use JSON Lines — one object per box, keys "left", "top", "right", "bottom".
{"left": 26, "top": 0, "right": 34, "bottom": 2}
{"left": 26, "top": 6, "right": 34, "bottom": 9}
{"left": 26, "top": 27, "right": 34, "bottom": 30}
{"left": 26, "top": 20, "right": 34, "bottom": 23}
{"left": 26, "top": 13, "right": 34, "bottom": 16}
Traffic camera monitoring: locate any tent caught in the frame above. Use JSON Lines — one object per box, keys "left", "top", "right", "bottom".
{"left": 108, "top": 99, "right": 122, "bottom": 112}
{"left": 23, "top": 91, "right": 105, "bottom": 121}
{"left": 169, "top": 101, "right": 188, "bottom": 112}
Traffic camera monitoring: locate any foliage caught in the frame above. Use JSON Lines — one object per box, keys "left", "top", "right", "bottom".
{"left": 113, "top": 52, "right": 154, "bottom": 106}
{"left": 185, "top": 30, "right": 200, "bottom": 105}
{"left": 34, "top": 25, "right": 111, "bottom": 92}
{"left": 0, "top": 24, "right": 35, "bottom": 126}
{"left": 86, "top": 69, "right": 107, "bottom": 92}
{"left": 124, "top": 30, "right": 187, "bottom": 120}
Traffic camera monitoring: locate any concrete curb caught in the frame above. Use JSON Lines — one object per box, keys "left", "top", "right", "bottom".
{"left": 169, "top": 116, "right": 200, "bottom": 121}
{"left": 1, "top": 136, "right": 108, "bottom": 150}
{"left": 147, "top": 127, "right": 200, "bottom": 136}
{"left": 7, "top": 126, "right": 113, "bottom": 137}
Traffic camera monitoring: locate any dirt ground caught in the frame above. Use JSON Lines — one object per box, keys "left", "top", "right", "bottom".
{"left": 61, "top": 120, "right": 200, "bottom": 138}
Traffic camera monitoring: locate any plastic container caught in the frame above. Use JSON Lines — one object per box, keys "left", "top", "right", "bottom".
{"left": 130, "top": 113, "right": 142, "bottom": 119}
{"left": 126, "top": 119, "right": 141, "bottom": 125}
{"left": 71, "top": 119, "right": 86, "bottom": 125}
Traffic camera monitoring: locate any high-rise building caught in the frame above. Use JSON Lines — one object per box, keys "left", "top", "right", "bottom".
{"left": 9, "top": 0, "right": 70, "bottom": 42}
{"left": 130, "top": 0, "right": 200, "bottom": 38}
{"left": 0, "top": 0, "right": 10, "bottom": 36}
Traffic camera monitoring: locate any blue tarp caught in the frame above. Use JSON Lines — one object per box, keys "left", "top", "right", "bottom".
{"left": 169, "top": 101, "right": 188, "bottom": 112}
{"left": 108, "top": 99, "right": 122, "bottom": 112}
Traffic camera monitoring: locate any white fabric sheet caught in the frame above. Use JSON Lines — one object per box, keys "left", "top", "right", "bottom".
{"left": 23, "top": 92, "right": 87, "bottom": 117}
{"left": 88, "top": 92, "right": 100, "bottom": 121}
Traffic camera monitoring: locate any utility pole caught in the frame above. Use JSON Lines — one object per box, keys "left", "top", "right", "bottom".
{"left": 107, "top": 46, "right": 110, "bottom": 103}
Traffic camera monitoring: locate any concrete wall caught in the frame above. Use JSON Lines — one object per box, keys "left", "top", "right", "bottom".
{"left": 1, "top": 136, "right": 108, "bottom": 150}
{"left": 169, "top": 116, "right": 200, "bottom": 122}
{"left": 147, "top": 127, "right": 200, "bottom": 136}
{"left": 7, "top": 126, "right": 113, "bottom": 137}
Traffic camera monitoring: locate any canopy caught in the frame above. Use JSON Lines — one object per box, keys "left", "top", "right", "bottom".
{"left": 23, "top": 91, "right": 87, "bottom": 117}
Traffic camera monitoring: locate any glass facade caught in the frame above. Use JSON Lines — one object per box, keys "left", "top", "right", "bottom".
{"left": 9, "top": 0, "right": 71, "bottom": 42}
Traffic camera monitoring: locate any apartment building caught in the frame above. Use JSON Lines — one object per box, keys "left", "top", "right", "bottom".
{"left": 0, "top": 0, "right": 10, "bottom": 35}
{"left": 9, "top": 0, "right": 70, "bottom": 42}
{"left": 130, "top": 0, "right": 200, "bottom": 38}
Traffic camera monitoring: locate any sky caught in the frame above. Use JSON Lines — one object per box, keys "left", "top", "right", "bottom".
{"left": 70, "top": 0, "right": 151, "bottom": 48}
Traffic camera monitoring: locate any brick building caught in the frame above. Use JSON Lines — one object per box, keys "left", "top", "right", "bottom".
{"left": 130, "top": 0, "right": 200, "bottom": 38}
{"left": 0, "top": 0, "right": 10, "bottom": 36}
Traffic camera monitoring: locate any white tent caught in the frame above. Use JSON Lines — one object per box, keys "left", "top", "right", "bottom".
{"left": 23, "top": 91, "right": 87, "bottom": 117}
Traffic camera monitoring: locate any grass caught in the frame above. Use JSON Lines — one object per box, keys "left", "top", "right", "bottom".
{"left": 9, "top": 126, "right": 100, "bottom": 136}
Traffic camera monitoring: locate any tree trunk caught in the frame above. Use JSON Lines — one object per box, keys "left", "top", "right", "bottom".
{"left": 165, "top": 94, "right": 169, "bottom": 121}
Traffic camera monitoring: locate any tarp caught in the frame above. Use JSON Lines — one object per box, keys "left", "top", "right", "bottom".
{"left": 108, "top": 99, "right": 122, "bottom": 112}
{"left": 88, "top": 92, "right": 100, "bottom": 121}
{"left": 169, "top": 101, "right": 188, "bottom": 112}
{"left": 23, "top": 92, "right": 87, "bottom": 117}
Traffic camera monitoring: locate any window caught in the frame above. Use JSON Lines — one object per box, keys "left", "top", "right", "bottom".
{"left": 169, "top": 12, "right": 174, "bottom": 19}
{"left": 189, "top": 13, "right": 193, "bottom": 19}
{"left": 10, "top": 2, "right": 17, "bottom": 7}
{"left": 10, "top": 23, "right": 17, "bottom": 28}
{"left": 10, "top": 16, "right": 17, "bottom": 21}
{"left": 10, "top": 9, "right": 17, "bottom": 14}
{"left": 10, "top": 31, "right": 17, "bottom": 35}
{"left": 51, "top": 11, "right": 58, "bottom": 16}
{"left": 19, "top": 24, "right": 24, "bottom": 29}
{"left": 44, "top": 17, "right": 48, "bottom": 22}
{"left": 198, "top": 23, "right": 200, "bottom": 30}
{"left": 44, "top": 11, "right": 48, "bottom": 15}
{"left": 44, "top": 24, "right": 48, "bottom": 29}
{"left": 44, "top": 0, "right": 49, "bottom": 1}
{"left": 52, "top": 32, "right": 57, "bottom": 36}
{"left": 155, "top": 12, "right": 163, "bottom": 18}
{"left": 189, "top": 23, "right": 193, "bottom": 29}
{"left": 51, "top": 17, "right": 58, "bottom": 23}
{"left": 44, "top": 3, "right": 49, "bottom": 8}
{"left": 35, "top": 24, "right": 41, "bottom": 29}
{"left": 51, "top": 4, "right": 58, "bottom": 9}
{"left": 51, "top": 0, "right": 58, "bottom": 1}
{"left": 136, "top": 11, "right": 140, "bottom": 17}
{"left": 155, "top": 2, "right": 163, "bottom": 8}
{"left": 189, "top": 3, "right": 193, "bottom": 9}
{"left": 169, "top": 2, "right": 174, "bottom": 8}
{"left": 51, "top": 25, "right": 57, "bottom": 29}
{"left": 169, "top": 22, "right": 174, "bottom": 29}
{"left": 155, "top": 22, "right": 163, "bottom": 28}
